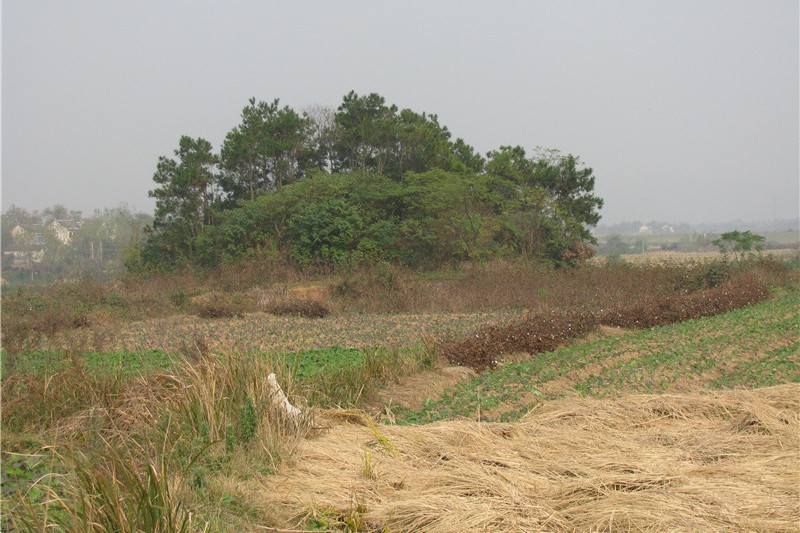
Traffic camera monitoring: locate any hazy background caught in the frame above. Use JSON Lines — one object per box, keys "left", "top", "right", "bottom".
{"left": 2, "top": 0, "right": 798, "bottom": 225}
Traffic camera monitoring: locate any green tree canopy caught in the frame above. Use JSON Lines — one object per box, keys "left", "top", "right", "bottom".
{"left": 139, "top": 92, "right": 604, "bottom": 271}
{"left": 712, "top": 230, "right": 766, "bottom": 261}
{"left": 146, "top": 136, "right": 218, "bottom": 262}
{"left": 330, "top": 91, "right": 484, "bottom": 180}
{"left": 486, "top": 146, "right": 603, "bottom": 245}
{"left": 220, "top": 98, "right": 315, "bottom": 202}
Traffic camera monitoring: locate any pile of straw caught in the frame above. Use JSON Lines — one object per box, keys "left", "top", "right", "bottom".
{"left": 260, "top": 384, "right": 798, "bottom": 532}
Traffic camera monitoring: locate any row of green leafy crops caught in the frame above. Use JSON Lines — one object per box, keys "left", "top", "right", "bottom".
{"left": 3, "top": 346, "right": 380, "bottom": 382}
{"left": 393, "top": 291, "right": 800, "bottom": 424}
{"left": 1, "top": 348, "right": 174, "bottom": 377}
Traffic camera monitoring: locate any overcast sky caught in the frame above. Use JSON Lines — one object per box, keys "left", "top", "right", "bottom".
{"left": 2, "top": 0, "right": 798, "bottom": 224}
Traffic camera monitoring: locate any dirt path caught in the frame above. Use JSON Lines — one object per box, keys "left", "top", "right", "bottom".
{"left": 378, "top": 366, "right": 477, "bottom": 411}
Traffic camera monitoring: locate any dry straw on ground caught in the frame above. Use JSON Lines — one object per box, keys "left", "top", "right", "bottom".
{"left": 256, "top": 384, "right": 799, "bottom": 532}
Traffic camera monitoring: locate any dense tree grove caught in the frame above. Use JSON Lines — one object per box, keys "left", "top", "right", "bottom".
{"left": 142, "top": 92, "right": 603, "bottom": 269}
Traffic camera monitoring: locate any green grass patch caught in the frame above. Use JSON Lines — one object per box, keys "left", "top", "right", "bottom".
{"left": 282, "top": 346, "right": 366, "bottom": 380}
{"left": 278, "top": 345, "right": 432, "bottom": 407}
{"left": 2, "top": 349, "right": 173, "bottom": 377}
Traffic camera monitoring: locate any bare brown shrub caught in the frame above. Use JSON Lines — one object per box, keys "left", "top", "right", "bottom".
{"left": 190, "top": 291, "right": 253, "bottom": 319}
{"left": 600, "top": 274, "right": 770, "bottom": 329}
{"left": 206, "top": 254, "right": 317, "bottom": 291}
{"left": 266, "top": 298, "right": 330, "bottom": 319}
{"left": 440, "top": 312, "right": 599, "bottom": 372}
{"left": 331, "top": 260, "right": 687, "bottom": 314}
{"left": 1, "top": 279, "right": 110, "bottom": 351}
{"left": 440, "top": 274, "right": 771, "bottom": 372}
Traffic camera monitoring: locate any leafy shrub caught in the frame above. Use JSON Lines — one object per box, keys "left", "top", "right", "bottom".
{"left": 169, "top": 289, "right": 188, "bottom": 308}
{"left": 674, "top": 261, "right": 731, "bottom": 291}
{"left": 105, "top": 292, "right": 126, "bottom": 307}
{"left": 287, "top": 199, "right": 363, "bottom": 268}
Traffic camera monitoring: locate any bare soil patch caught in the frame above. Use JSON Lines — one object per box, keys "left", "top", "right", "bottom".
{"left": 378, "top": 366, "right": 477, "bottom": 411}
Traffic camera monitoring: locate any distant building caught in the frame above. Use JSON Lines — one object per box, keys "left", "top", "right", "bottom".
{"left": 638, "top": 225, "right": 651, "bottom": 234}
{"left": 10, "top": 225, "right": 27, "bottom": 242}
{"left": 48, "top": 220, "right": 81, "bottom": 244}
{"left": 2, "top": 244, "right": 44, "bottom": 270}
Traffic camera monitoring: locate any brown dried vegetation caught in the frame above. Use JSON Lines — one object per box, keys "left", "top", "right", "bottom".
{"left": 265, "top": 298, "right": 330, "bottom": 319}
{"left": 265, "top": 384, "right": 799, "bottom": 532}
{"left": 3, "top": 258, "right": 794, "bottom": 355}
{"left": 441, "top": 274, "right": 771, "bottom": 372}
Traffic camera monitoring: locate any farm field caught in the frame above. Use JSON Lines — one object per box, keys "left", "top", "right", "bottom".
{"left": 597, "top": 248, "right": 799, "bottom": 265}
{"left": 48, "top": 308, "right": 527, "bottom": 354}
{"left": 2, "top": 260, "right": 799, "bottom": 532}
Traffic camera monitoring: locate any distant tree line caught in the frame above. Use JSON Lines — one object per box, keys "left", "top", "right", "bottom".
{"left": 138, "top": 92, "right": 603, "bottom": 270}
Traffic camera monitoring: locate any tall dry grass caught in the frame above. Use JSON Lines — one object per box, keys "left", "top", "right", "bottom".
{"left": 4, "top": 437, "right": 194, "bottom": 533}
{"left": 161, "top": 351, "right": 313, "bottom": 467}
{"left": 2, "top": 349, "right": 313, "bottom": 530}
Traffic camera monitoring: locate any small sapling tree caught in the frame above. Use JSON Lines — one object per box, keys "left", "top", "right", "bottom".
{"left": 712, "top": 230, "right": 766, "bottom": 262}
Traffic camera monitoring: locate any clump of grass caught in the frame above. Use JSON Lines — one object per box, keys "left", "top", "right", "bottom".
{"left": 2, "top": 349, "right": 316, "bottom": 530}
{"left": 162, "top": 351, "right": 312, "bottom": 469}
{"left": 178, "top": 331, "right": 212, "bottom": 363}
{"left": 4, "top": 437, "right": 194, "bottom": 533}
{"left": 192, "top": 291, "right": 242, "bottom": 319}
{"left": 1, "top": 360, "right": 128, "bottom": 435}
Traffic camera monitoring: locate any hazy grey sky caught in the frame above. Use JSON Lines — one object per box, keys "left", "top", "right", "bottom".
{"left": 2, "top": 0, "right": 798, "bottom": 224}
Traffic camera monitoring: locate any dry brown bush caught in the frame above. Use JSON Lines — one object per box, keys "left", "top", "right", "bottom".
{"left": 440, "top": 312, "right": 599, "bottom": 372}
{"left": 190, "top": 291, "right": 256, "bottom": 319}
{"left": 440, "top": 274, "right": 771, "bottom": 372}
{"left": 191, "top": 292, "right": 235, "bottom": 318}
{"left": 266, "top": 298, "right": 330, "bottom": 319}
{"left": 331, "top": 260, "right": 688, "bottom": 314}
{"left": 1, "top": 278, "right": 112, "bottom": 351}
{"left": 600, "top": 274, "right": 770, "bottom": 329}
